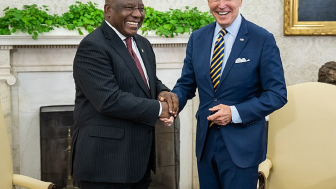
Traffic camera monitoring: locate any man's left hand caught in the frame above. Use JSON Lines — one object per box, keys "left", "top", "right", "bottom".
{"left": 207, "top": 104, "right": 232, "bottom": 126}
{"left": 160, "top": 116, "right": 174, "bottom": 127}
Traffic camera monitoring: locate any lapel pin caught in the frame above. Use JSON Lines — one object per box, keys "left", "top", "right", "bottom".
{"left": 240, "top": 38, "right": 244, "bottom": 41}
{"left": 141, "top": 49, "right": 144, "bottom": 52}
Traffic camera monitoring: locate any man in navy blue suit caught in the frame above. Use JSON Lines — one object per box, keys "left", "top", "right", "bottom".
{"left": 166, "top": 0, "right": 287, "bottom": 188}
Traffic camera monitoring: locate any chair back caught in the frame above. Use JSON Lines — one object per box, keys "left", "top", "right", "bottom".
{"left": 0, "top": 101, "right": 14, "bottom": 189}
{"left": 267, "top": 82, "right": 336, "bottom": 188}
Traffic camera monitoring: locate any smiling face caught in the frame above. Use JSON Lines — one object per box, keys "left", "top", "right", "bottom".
{"left": 104, "top": 0, "right": 145, "bottom": 37}
{"left": 208, "top": 0, "right": 242, "bottom": 29}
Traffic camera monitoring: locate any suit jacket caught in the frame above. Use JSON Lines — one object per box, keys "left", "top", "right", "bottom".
{"left": 71, "top": 21, "right": 169, "bottom": 183}
{"left": 172, "top": 16, "right": 287, "bottom": 168}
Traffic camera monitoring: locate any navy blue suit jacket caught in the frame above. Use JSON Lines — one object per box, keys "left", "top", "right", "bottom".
{"left": 172, "top": 16, "right": 287, "bottom": 168}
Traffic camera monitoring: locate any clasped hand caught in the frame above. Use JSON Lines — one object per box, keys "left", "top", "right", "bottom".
{"left": 158, "top": 91, "right": 179, "bottom": 126}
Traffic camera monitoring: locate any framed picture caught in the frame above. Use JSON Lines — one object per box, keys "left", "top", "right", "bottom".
{"left": 284, "top": 0, "right": 336, "bottom": 36}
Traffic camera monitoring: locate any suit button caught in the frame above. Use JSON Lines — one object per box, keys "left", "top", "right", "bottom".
{"left": 214, "top": 98, "right": 217, "bottom": 101}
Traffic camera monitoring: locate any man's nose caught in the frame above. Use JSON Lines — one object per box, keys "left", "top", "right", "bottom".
{"left": 218, "top": 0, "right": 227, "bottom": 8}
{"left": 132, "top": 8, "right": 143, "bottom": 17}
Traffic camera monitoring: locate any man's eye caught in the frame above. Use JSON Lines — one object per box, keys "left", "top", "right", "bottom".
{"left": 124, "top": 7, "right": 134, "bottom": 11}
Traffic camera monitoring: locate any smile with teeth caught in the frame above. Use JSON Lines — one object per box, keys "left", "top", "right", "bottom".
{"left": 127, "top": 22, "right": 138, "bottom": 26}
{"left": 218, "top": 12, "right": 229, "bottom": 15}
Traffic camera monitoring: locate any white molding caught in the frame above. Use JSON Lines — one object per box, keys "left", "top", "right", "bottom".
{"left": 0, "top": 73, "right": 16, "bottom": 85}
{"left": 0, "top": 32, "right": 85, "bottom": 46}
{"left": 0, "top": 29, "right": 189, "bottom": 46}
{"left": 142, "top": 32, "right": 190, "bottom": 44}
{"left": 0, "top": 47, "right": 16, "bottom": 85}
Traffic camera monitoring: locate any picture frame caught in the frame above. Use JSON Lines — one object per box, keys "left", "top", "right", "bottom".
{"left": 284, "top": 0, "right": 336, "bottom": 36}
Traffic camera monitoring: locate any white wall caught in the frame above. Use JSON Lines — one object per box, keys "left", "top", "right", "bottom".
{"left": 1, "top": 0, "right": 335, "bottom": 85}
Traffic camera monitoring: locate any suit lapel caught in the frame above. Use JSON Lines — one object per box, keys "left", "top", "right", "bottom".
{"left": 217, "top": 17, "right": 249, "bottom": 89}
{"left": 102, "top": 22, "right": 150, "bottom": 98}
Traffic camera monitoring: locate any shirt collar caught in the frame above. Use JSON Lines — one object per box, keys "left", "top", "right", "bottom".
{"left": 214, "top": 13, "right": 242, "bottom": 38}
{"left": 105, "top": 20, "right": 129, "bottom": 41}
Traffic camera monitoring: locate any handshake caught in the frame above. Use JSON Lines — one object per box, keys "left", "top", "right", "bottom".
{"left": 158, "top": 91, "right": 179, "bottom": 127}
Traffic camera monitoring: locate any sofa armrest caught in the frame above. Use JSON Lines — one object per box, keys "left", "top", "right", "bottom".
{"left": 12, "top": 174, "right": 56, "bottom": 189}
{"left": 258, "top": 159, "right": 272, "bottom": 189}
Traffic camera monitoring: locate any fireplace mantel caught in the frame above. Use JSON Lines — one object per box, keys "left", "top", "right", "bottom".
{"left": 0, "top": 30, "right": 190, "bottom": 88}
{"left": 0, "top": 30, "right": 197, "bottom": 189}
{"left": 0, "top": 29, "right": 189, "bottom": 47}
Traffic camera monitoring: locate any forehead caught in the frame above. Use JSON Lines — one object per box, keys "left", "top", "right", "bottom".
{"left": 208, "top": 0, "right": 238, "bottom": 2}
{"left": 116, "top": 0, "right": 144, "bottom": 5}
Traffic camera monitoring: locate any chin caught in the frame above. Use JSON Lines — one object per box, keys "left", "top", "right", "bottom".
{"left": 126, "top": 29, "right": 139, "bottom": 35}
{"left": 129, "top": 32, "right": 138, "bottom": 36}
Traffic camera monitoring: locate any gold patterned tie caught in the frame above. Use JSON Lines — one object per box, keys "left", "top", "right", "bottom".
{"left": 209, "top": 29, "right": 227, "bottom": 128}
{"left": 210, "top": 29, "right": 227, "bottom": 92}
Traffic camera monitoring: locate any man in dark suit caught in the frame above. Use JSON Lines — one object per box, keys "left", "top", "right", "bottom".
{"left": 169, "top": 0, "right": 287, "bottom": 188}
{"left": 71, "top": 0, "right": 177, "bottom": 188}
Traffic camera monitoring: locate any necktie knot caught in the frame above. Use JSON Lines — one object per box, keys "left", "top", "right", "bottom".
{"left": 219, "top": 29, "right": 228, "bottom": 37}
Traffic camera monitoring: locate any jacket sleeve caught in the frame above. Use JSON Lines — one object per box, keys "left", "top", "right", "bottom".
{"left": 235, "top": 33, "right": 287, "bottom": 125}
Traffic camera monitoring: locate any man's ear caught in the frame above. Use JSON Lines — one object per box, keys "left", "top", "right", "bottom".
{"left": 104, "top": 4, "right": 112, "bottom": 17}
{"left": 104, "top": 3, "right": 112, "bottom": 19}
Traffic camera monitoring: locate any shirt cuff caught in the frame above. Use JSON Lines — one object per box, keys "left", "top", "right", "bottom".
{"left": 158, "top": 101, "right": 162, "bottom": 117}
{"left": 230, "top": 106, "right": 242, "bottom": 123}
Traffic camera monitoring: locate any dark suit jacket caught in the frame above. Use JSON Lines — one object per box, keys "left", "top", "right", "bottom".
{"left": 71, "top": 21, "right": 169, "bottom": 183}
{"left": 172, "top": 16, "right": 287, "bottom": 168}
